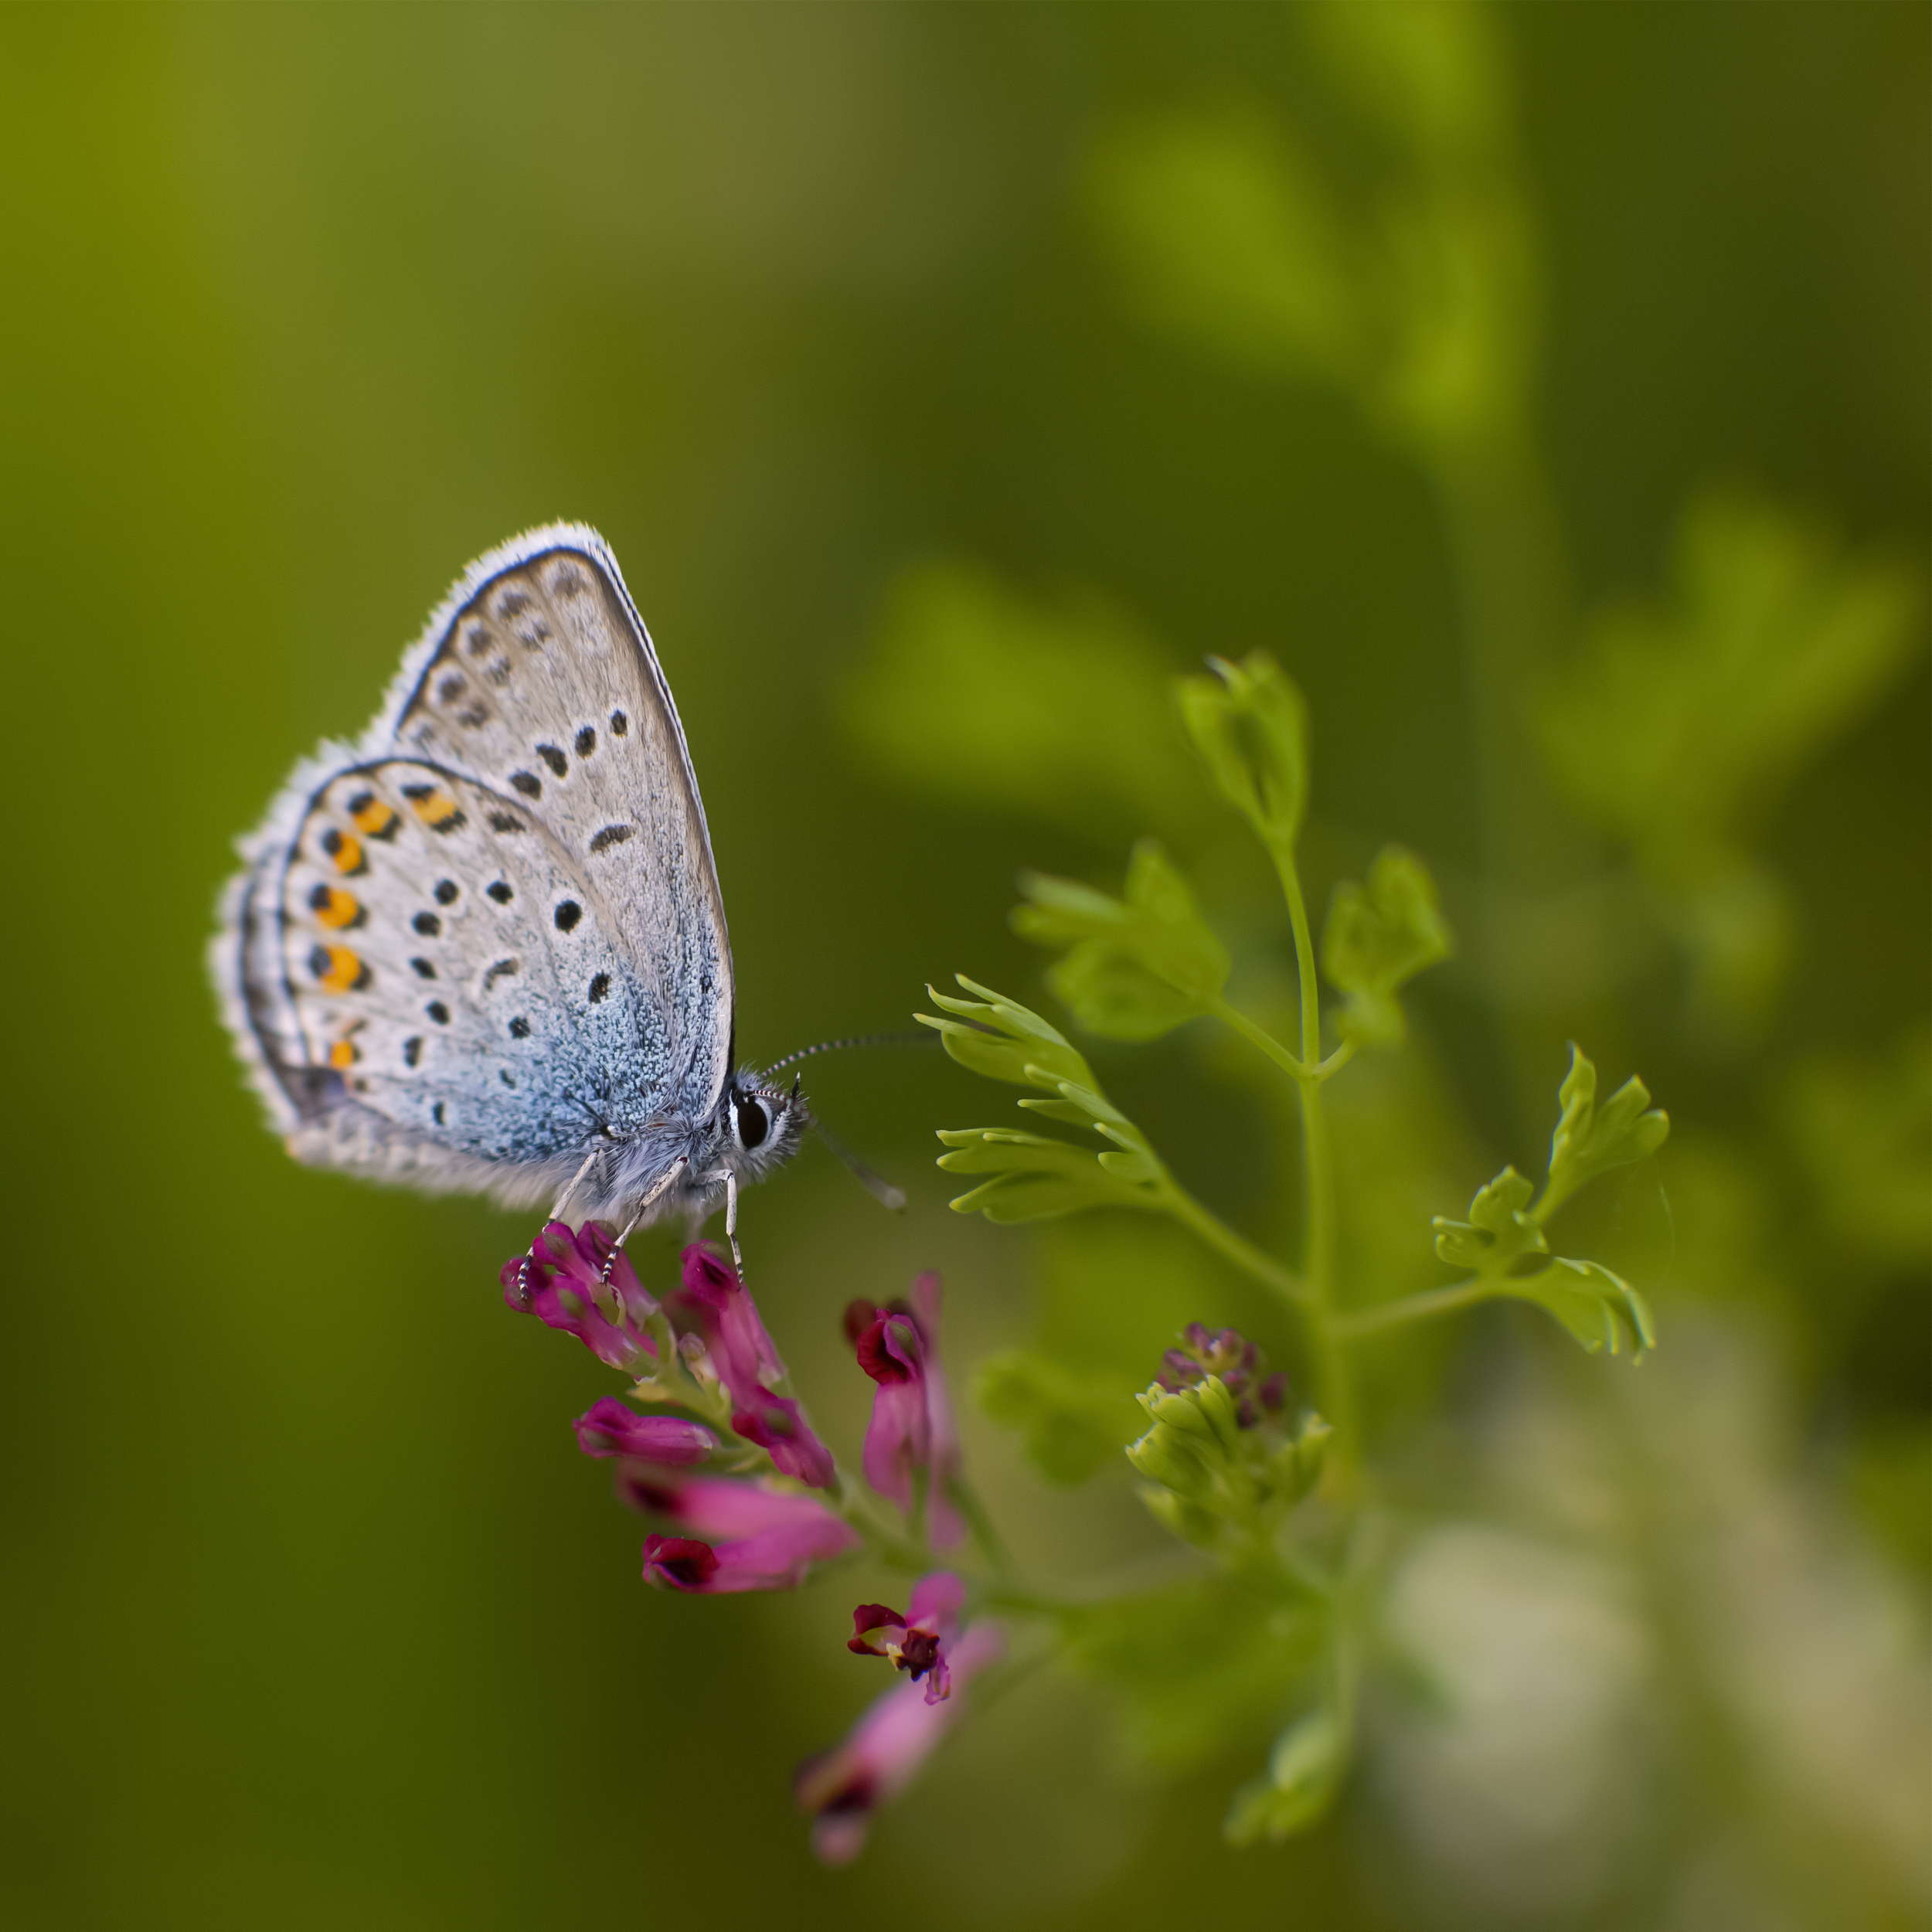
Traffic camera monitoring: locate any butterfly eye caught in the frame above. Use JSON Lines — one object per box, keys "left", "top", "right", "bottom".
{"left": 733, "top": 1094, "right": 769, "bottom": 1151}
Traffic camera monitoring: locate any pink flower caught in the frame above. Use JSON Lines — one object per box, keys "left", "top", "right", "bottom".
{"left": 847, "top": 1571, "right": 965, "bottom": 1704}
{"left": 796, "top": 1621, "right": 1006, "bottom": 1863}
{"left": 849, "top": 1272, "right": 964, "bottom": 1546}
{"left": 675, "top": 1246, "right": 835, "bottom": 1488}
{"left": 502, "top": 1222, "right": 658, "bottom": 1373}
{"left": 631, "top": 1474, "right": 860, "bottom": 1593}
{"left": 1156, "top": 1322, "right": 1287, "bottom": 1429}
{"left": 572, "top": 1396, "right": 716, "bottom": 1464}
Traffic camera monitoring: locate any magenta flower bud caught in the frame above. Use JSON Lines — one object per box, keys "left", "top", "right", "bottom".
{"left": 796, "top": 1619, "right": 1006, "bottom": 1863}
{"left": 572, "top": 1396, "right": 716, "bottom": 1464}
{"left": 855, "top": 1274, "right": 964, "bottom": 1548}
{"left": 674, "top": 1245, "right": 838, "bottom": 1489}
{"left": 1155, "top": 1321, "right": 1284, "bottom": 1427}
{"left": 631, "top": 1475, "right": 860, "bottom": 1592}
{"left": 641, "top": 1536, "right": 720, "bottom": 1590}
{"left": 502, "top": 1222, "right": 659, "bottom": 1372}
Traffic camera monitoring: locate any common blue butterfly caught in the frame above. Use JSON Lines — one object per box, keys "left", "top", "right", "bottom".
{"left": 213, "top": 524, "right": 806, "bottom": 1250}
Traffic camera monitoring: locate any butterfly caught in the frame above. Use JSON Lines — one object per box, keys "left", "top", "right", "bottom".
{"left": 213, "top": 522, "right": 812, "bottom": 1257}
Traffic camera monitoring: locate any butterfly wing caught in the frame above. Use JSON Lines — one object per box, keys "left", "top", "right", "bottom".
{"left": 216, "top": 526, "right": 734, "bottom": 1203}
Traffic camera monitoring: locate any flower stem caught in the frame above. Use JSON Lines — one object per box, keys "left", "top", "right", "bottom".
{"left": 1271, "top": 837, "right": 1358, "bottom": 1470}
{"left": 1329, "top": 1277, "right": 1495, "bottom": 1341}
{"left": 1161, "top": 1179, "right": 1310, "bottom": 1308}
{"left": 945, "top": 1475, "right": 1017, "bottom": 1583}
{"left": 1206, "top": 995, "right": 1308, "bottom": 1080}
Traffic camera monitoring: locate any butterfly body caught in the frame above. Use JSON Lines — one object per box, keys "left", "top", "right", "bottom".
{"left": 214, "top": 524, "right": 803, "bottom": 1233}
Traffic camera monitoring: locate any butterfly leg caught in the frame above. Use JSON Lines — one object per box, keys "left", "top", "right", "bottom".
{"left": 598, "top": 1158, "right": 690, "bottom": 1285}
{"left": 721, "top": 1168, "right": 744, "bottom": 1280}
{"left": 512, "top": 1146, "right": 606, "bottom": 1301}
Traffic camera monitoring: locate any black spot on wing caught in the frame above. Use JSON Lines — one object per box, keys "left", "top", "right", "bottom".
{"left": 553, "top": 900, "right": 582, "bottom": 933}
{"left": 413, "top": 912, "right": 440, "bottom": 937}
{"left": 590, "top": 824, "right": 634, "bottom": 854}
{"left": 483, "top": 959, "right": 520, "bottom": 991}
{"left": 509, "top": 771, "right": 542, "bottom": 798}
{"left": 574, "top": 726, "right": 596, "bottom": 757}
{"left": 589, "top": 973, "right": 611, "bottom": 1004}
{"left": 536, "top": 743, "right": 568, "bottom": 778}
{"left": 434, "top": 879, "right": 458, "bottom": 905}
{"left": 509, "top": 1016, "right": 532, "bottom": 1039}
{"left": 487, "top": 881, "right": 512, "bottom": 904}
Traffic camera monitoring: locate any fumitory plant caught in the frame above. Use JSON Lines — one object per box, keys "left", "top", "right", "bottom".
{"left": 503, "top": 647, "right": 1671, "bottom": 1858}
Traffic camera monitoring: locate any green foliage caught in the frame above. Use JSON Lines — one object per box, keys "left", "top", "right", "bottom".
{"left": 1543, "top": 1045, "right": 1671, "bottom": 1219}
{"left": 923, "top": 978, "right": 1169, "bottom": 1222}
{"left": 1014, "top": 840, "right": 1230, "bottom": 1042}
{"left": 843, "top": 560, "right": 1208, "bottom": 846}
{"left": 1509, "top": 1258, "right": 1656, "bottom": 1359}
{"left": 1431, "top": 1165, "right": 1546, "bottom": 1274}
{"left": 1176, "top": 650, "right": 1311, "bottom": 855}
{"left": 1779, "top": 1027, "right": 1932, "bottom": 1271}
{"left": 1087, "top": 107, "right": 1364, "bottom": 387}
{"left": 1540, "top": 492, "right": 1923, "bottom": 1028}
{"left": 1060, "top": 1577, "right": 1325, "bottom": 1772}
{"left": 1087, "top": 5, "right": 1532, "bottom": 462}
{"left": 974, "top": 1350, "right": 1140, "bottom": 1484}
{"left": 1320, "top": 844, "right": 1454, "bottom": 1046}
{"left": 1427, "top": 1046, "right": 1665, "bottom": 1358}
{"left": 1223, "top": 1706, "right": 1346, "bottom": 1846}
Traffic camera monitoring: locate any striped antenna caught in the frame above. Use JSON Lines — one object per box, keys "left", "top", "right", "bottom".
{"left": 761, "top": 1029, "right": 936, "bottom": 1077}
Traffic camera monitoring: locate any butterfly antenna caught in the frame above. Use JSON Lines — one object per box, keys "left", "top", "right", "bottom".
{"left": 804, "top": 1107, "right": 907, "bottom": 1214}
{"left": 762, "top": 1029, "right": 937, "bottom": 1077}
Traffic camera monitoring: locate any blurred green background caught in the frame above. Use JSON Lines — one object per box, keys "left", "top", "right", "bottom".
{"left": 2, "top": 4, "right": 1925, "bottom": 1928}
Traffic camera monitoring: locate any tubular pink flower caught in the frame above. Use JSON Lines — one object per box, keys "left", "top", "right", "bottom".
{"left": 853, "top": 1272, "right": 964, "bottom": 1546}
{"left": 630, "top": 1474, "right": 860, "bottom": 1593}
{"left": 501, "top": 1221, "right": 658, "bottom": 1372}
{"left": 847, "top": 1570, "right": 966, "bottom": 1704}
{"left": 675, "top": 1245, "right": 835, "bottom": 1488}
{"left": 796, "top": 1620, "right": 1006, "bottom": 1863}
{"left": 572, "top": 1396, "right": 716, "bottom": 1464}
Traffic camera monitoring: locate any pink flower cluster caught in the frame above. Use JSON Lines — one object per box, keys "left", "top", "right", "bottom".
{"left": 503, "top": 1224, "right": 1003, "bottom": 1862}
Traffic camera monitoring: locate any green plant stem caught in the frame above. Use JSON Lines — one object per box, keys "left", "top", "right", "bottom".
{"left": 1162, "top": 1180, "right": 1310, "bottom": 1308}
{"left": 945, "top": 1475, "right": 1016, "bottom": 1582}
{"left": 1329, "top": 1277, "right": 1494, "bottom": 1341}
{"left": 1270, "top": 838, "right": 1357, "bottom": 1469}
{"left": 1207, "top": 995, "right": 1308, "bottom": 1079}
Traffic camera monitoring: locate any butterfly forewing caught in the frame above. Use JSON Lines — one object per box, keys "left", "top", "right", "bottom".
{"left": 385, "top": 543, "right": 733, "bottom": 1121}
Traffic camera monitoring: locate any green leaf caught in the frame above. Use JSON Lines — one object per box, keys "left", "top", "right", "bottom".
{"left": 1320, "top": 845, "right": 1453, "bottom": 1046}
{"left": 1430, "top": 1165, "right": 1547, "bottom": 1274}
{"left": 1224, "top": 1706, "right": 1346, "bottom": 1846}
{"left": 1505, "top": 1258, "right": 1656, "bottom": 1360}
{"left": 974, "top": 1351, "right": 1140, "bottom": 1485}
{"left": 1543, "top": 1044, "right": 1670, "bottom": 1218}
{"left": 937, "top": 1127, "right": 1161, "bottom": 1224}
{"left": 1176, "top": 651, "right": 1311, "bottom": 852}
{"left": 844, "top": 561, "right": 1209, "bottom": 846}
{"left": 917, "top": 976, "right": 1094, "bottom": 1091}
{"left": 1015, "top": 840, "right": 1230, "bottom": 1041}
{"left": 1778, "top": 1026, "right": 1932, "bottom": 1270}
{"left": 1063, "top": 1577, "right": 1321, "bottom": 1772}
{"left": 1087, "top": 108, "right": 1364, "bottom": 386}
{"left": 1539, "top": 491, "right": 1922, "bottom": 1026}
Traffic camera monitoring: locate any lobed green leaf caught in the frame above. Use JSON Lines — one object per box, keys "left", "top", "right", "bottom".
{"left": 1176, "top": 651, "right": 1311, "bottom": 853}
{"left": 1431, "top": 1165, "right": 1547, "bottom": 1274}
{"left": 1543, "top": 1044, "right": 1670, "bottom": 1217}
{"left": 1321, "top": 845, "right": 1453, "bottom": 1048}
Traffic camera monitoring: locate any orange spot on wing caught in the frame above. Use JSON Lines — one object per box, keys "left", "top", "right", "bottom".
{"left": 312, "top": 886, "right": 360, "bottom": 930}
{"left": 317, "top": 946, "right": 368, "bottom": 994}
{"left": 320, "top": 828, "right": 365, "bottom": 875}
{"left": 328, "top": 1037, "right": 359, "bottom": 1070}
{"left": 352, "top": 796, "right": 400, "bottom": 838}
{"left": 407, "top": 787, "right": 462, "bottom": 829}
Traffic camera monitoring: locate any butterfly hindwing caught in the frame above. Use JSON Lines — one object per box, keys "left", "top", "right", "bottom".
{"left": 272, "top": 760, "right": 666, "bottom": 1170}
